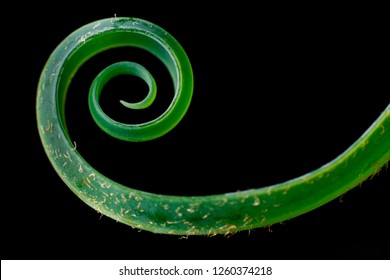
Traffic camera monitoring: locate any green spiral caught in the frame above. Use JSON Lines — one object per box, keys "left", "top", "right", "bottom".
{"left": 36, "top": 17, "right": 390, "bottom": 235}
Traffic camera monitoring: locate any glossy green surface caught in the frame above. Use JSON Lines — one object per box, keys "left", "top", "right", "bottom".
{"left": 36, "top": 17, "right": 390, "bottom": 235}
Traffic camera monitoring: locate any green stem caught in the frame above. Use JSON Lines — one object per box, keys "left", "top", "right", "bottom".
{"left": 36, "top": 17, "right": 390, "bottom": 235}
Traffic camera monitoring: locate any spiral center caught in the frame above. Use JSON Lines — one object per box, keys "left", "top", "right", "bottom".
{"left": 88, "top": 61, "right": 159, "bottom": 141}
{"left": 90, "top": 61, "right": 156, "bottom": 108}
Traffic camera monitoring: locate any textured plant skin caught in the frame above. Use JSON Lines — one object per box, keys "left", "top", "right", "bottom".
{"left": 36, "top": 17, "right": 390, "bottom": 236}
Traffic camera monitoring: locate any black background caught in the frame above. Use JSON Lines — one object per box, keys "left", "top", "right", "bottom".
{"left": 4, "top": 2, "right": 389, "bottom": 260}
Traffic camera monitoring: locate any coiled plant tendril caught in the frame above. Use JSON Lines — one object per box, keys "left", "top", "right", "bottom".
{"left": 36, "top": 17, "right": 390, "bottom": 235}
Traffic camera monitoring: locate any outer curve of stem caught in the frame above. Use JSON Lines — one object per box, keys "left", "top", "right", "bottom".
{"left": 36, "top": 17, "right": 390, "bottom": 236}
